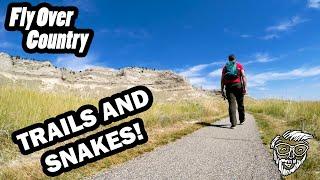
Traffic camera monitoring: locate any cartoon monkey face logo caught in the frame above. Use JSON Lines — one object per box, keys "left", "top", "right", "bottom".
{"left": 270, "top": 130, "right": 313, "bottom": 176}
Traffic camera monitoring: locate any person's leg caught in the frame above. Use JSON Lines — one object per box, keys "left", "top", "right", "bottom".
{"left": 226, "top": 88, "right": 237, "bottom": 127}
{"left": 235, "top": 89, "right": 245, "bottom": 123}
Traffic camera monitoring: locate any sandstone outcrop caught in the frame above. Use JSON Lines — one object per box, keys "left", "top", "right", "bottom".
{"left": 0, "top": 52, "right": 208, "bottom": 101}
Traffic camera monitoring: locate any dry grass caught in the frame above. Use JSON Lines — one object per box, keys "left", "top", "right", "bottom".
{"left": 0, "top": 86, "right": 226, "bottom": 179}
{"left": 247, "top": 98, "right": 320, "bottom": 180}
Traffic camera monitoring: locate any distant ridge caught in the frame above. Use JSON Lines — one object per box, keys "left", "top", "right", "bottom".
{"left": 0, "top": 52, "right": 209, "bottom": 101}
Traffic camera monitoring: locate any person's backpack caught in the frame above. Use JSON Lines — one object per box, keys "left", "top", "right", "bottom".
{"left": 224, "top": 61, "right": 238, "bottom": 80}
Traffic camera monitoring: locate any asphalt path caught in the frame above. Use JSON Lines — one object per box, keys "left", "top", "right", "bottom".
{"left": 93, "top": 113, "right": 280, "bottom": 180}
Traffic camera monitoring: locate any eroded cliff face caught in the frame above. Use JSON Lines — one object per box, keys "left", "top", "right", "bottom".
{"left": 0, "top": 52, "right": 208, "bottom": 101}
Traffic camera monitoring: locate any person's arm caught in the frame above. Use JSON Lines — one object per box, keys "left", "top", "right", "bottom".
{"left": 241, "top": 69, "right": 247, "bottom": 94}
{"left": 221, "top": 77, "right": 225, "bottom": 94}
{"left": 221, "top": 69, "right": 226, "bottom": 98}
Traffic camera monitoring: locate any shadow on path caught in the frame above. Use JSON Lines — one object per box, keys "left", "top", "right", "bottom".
{"left": 196, "top": 122, "right": 231, "bottom": 129}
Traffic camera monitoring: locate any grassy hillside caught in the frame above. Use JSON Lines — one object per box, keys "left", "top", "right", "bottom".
{"left": 247, "top": 99, "right": 320, "bottom": 180}
{"left": 0, "top": 86, "right": 227, "bottom": 179}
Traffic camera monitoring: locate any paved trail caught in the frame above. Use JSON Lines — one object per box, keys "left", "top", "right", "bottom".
{"left": 93, "top": 114, "right": 280, "bottom": 180}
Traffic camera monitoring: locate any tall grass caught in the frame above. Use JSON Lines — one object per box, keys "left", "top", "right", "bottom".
{"left": 0, "top": 86, "right": 97, "bottom": 163}
{"left": 247, "top": 98, "right": 320, "bottom": 180}
{"left": 0, "top": 85, "right": 226, "bottom": 179}
{"left": 247, "top": 99, "right": 320, "bottom": 140}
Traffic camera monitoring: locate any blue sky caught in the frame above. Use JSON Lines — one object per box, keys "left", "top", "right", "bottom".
{"left": 1, "top": 0, "right": 320, "bottom": 100}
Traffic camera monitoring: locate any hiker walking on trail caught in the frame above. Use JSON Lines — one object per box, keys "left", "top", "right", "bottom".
{"left": 221, "top": 54, "right": 247, "bottom": 129}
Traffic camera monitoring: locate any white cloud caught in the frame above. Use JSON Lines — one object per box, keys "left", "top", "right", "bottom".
{"left": 256, "top": 87, "right": 269, "bottom": 91}
{"left": 189, "top": 77, "right": 207, "bottom": 85}
{"left": 187, "top": 77, "right": 217, "bottom": 90}
{"left": 183, "top": 65, "right": 320, "bottom": 92}
{"left": 260, "top": 34, "right": 279, "bottom": 40}
{"left": 178, "top": 61, "right": 224, "bottom": 77}
{"left": 248, "top": 66, "right": 320, "bottom": 87}
{"left": 54, "top": 54, "right": 102, "bottom": 71}
{"left": 208, "top": 69, "right": 222, "bottom": 77}
{"left": 259, "top": 16, "right": 307, "bottom": 41}
{"left": 254, "top": 53, "right": 276, "bottom": 63}
{"left": 266, "top": 16, "right": 308, "bottom": 32}
{"left": 244, "top": 53, "right": 278, "bottom": 65}
{"left": 308, "top": 0, "right": 320, "bottom": 8}
{"left": 178, "top": 61, "right": 224, "bottom": 90}
{"left": 179, "top": 64, "right": 209, "bottom": 77}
